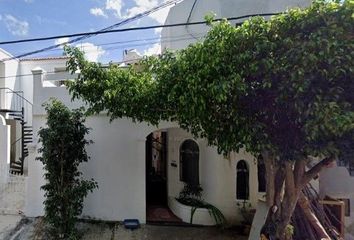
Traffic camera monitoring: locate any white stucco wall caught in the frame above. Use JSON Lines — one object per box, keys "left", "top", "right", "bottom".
{"left": 26, "top": 116, "right": 259, "bottom": 224}
{"left": 320, "top": 165, "right": 354, "bottom": 229}
{"left": 161, "top": 0, "right": 311, "bottom": 51}
{"left": 0, "top": 49, "right": 21, "bottom": 110}
{"left": 20, "top": 58, "right": 68, "bottom": 104}
{"left": 0, "top": 115, "right": 10, "bottom": 183}
{"left": 26, "top": 115, "right": 159, "bottom": 221}
{"left": 26, "top": 70, "right": 262, "bottom": 224}
{"left": 166, "top": 128, "right": 258, "bottom": 224}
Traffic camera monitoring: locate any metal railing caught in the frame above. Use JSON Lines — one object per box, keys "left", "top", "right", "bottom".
{"left": 0, "top": 87, "right": 33, "bottom": 175}
{"left": 0, "top": 87, "right": 33, "bottom": 125}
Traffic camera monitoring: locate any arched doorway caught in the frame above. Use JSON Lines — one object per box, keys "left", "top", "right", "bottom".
{"left": 145, "top": 130, "right": 182, "bottom": 223}
{"left": 146, "top": 131, "right": 168, "bottom": 206}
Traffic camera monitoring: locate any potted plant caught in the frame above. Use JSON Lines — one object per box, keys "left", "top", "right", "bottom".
{"left": 175, "top": 183, "right": 226, "bottom": 226}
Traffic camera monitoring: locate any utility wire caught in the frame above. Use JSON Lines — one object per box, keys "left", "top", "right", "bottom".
{"left": 11, "top": 32, "right": 206, "bottom": 56}
{"left": 0, "top": 12, "right": 280, "bottom": 62}
{"left": 0, "top": 13, "right": 279, "bottom": 46}
{"left": 185, "top": 0, "right": 199, "bottom": 40}
{"left": 0, "top": 0, "right": 182, "bottom": 61}
{"left": 0, "top": 34, "right": 209, "bottom": 80}
{"left": 0, "top": 33, "right": 208, "bottom": 80}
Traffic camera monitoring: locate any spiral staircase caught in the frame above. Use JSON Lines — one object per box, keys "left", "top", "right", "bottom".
{"left": 0, "top": 88, "right": 33, "bottom": 175}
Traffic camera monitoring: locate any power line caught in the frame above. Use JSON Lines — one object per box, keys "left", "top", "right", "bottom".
{"left": 0, "top": 34, "right": 209, "bottom": 80}
{"left": 0, "top": 13, "right": 279, "bottom": 46}
{"left": 10, "top": 32, "right": 206, "bottom": 56}
{"left": 0, "top": 0, "right": 182, "bottom": 61}
{"left": 0, "top": 12, "right": 280, "bottom": 62}
{"left": 0, "top": 12, "right": 281, "bottom": 62}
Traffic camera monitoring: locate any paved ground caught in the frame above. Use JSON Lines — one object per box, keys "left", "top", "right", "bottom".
{"left": 4, "top": 217, "right": 249, "bottom": 240}
{"left": 0, "top": 214, "right": 23, "bottom": 240}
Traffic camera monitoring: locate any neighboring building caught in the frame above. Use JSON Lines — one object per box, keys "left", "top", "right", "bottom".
{"left": 161, "top": 0, "right": 310, "bottom": 50}
{"left": 8, "top": 0, "right": 352, "bottom": 232}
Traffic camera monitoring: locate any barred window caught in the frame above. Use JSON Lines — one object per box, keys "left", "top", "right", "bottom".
{"left": 180, "top": 140, "right": 199, "bottom": 186}
{"left": 237, "top": 160, "right": 249, "bottom": 200}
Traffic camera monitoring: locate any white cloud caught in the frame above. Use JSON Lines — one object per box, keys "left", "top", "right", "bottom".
{"left": 149, "top": 4, "right": 172, "bottom": 24}
{"left": 105, "top": 0, "right": 124, "bottom": 18}
{"left": 90, "top": 8, "right": 107, "bottom": 18}
{"left": 76, "top": 42, "right": 105, "bottom": 62}
{"left": 3, "top": 15, "right": 29, "bottom": 36}
{"left": 125, "top": 0, "right": 158, "bottom": 17}
{"left": 54, "top": 37, "right": 70, "bottom": 48}
{"left": 123, "top": 0, "right": 171, "bottom": 25}
{"left": 91, "top": 0, "right": 172, "bottom": 26}
{"left": 143, "top": 43, "right": 161, "bottom": 56}
{"left": 35, "top": 15, "right": 66, "bottom": 26}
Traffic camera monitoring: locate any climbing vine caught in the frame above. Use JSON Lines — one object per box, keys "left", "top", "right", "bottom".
{"left": 37, "top": 100, "right": 98, "bottom": 240}
{"left": 65, "top": 1, "right": 353, "bottom": 238}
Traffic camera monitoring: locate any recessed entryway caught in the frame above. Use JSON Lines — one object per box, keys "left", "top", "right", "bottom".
{"left": 146, "top": 130, "right": 182, "bottom": 223}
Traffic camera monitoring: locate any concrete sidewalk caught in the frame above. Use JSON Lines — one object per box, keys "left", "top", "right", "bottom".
{"left": 0, "top": 214, "right": 23, "bottom": 240}
{"left": 8, "top": 217, "right": 248, "bottom": 240}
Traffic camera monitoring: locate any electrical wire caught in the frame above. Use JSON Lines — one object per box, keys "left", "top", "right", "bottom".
{"left": 0, "top": 34, "right": 209, "bottom": 80}
{"left": 0, "top": 0, "right": 183, "bottom": 61}
{"left": 10, "top": 32, "right": 206, "bottom": 56}
{"left": 185, "top": 0, "right": 199, "bottom": 40}
{"left": 0, "top": 12, "right": 281, "bottom": 62}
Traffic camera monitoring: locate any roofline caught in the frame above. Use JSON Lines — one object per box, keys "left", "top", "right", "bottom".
{"left": 20, "top": 56, "right": 70, "bottom": 62}
{"left": 0, "top": 48, "right": 19, "bottom": 62}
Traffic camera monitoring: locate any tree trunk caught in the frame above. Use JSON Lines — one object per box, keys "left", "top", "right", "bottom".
{"left": 263, "top": 151, "right": 276, "bottom": 207}
{"left": 274, "top": 161, "right": 300, "bottom": 239}
{"left": 261, "top": 156, "right": 335, "bottom": 240}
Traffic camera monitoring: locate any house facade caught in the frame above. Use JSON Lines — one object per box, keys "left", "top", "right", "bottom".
{"left": 0, "top": 46, "right": 260, "bottom": 225}
{"left": 7, "top": 1, "right": 354, "bottom": 234}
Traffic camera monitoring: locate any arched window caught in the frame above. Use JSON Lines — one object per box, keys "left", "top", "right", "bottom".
{"left": 257, "top": 155, "right": 266, "bottom": 192}
{"left": 180, "top": 139, "right": 199, "bottom": 186}
{"left": 236, "top": 160, "right": 249, "bottom": 200}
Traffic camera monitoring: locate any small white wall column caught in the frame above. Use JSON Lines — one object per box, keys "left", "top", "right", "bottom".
{"left": 0, "top": 115, "right": 10, "bottom": 183}
{"left": 25, "top": 140, "right": 45, "bottom": 217}
{"left": 32, "top": 68, "right": 43, "bottom": 116}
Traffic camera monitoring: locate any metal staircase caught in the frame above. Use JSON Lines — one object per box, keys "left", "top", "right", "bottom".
{"left": 0, "top": 88, "right": 33, "bottom": 175}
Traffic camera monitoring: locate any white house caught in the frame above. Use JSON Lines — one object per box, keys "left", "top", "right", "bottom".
{"left": 0, "top": 40, "right": 260, "bottom": 226}
{"left": 8, "top": 0, "right": 354, "bottom": 234}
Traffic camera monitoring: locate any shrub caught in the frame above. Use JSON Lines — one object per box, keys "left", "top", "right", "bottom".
{"left": 37, "top": 99, "right": 98, "bottom": 240}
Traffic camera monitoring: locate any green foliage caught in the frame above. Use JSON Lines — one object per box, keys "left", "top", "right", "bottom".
{"left": 176, "top": 184, "right": 226, "bottom": 226}
{"left": 65, "top": 0, "right": 354, "bottom": 163}
{"left": 178, "top": 183, "right": 203, "bottom": 200}
{"left": 37, "top": 99, "right": 98, "bottom": 240}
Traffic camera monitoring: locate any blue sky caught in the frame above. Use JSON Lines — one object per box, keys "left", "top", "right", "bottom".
{"left": 0, "top": 0, "right": 173, "bottom": 62}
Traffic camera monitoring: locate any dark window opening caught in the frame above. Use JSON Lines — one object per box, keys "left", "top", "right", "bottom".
{"left": 258, "top": 155, "right": 266, "bottom": 192}
{"left": 237, "top": 160, "right": 249, "bottom": 200}
{"left": 180, "top": 139, "right": 199, "bottom": 186}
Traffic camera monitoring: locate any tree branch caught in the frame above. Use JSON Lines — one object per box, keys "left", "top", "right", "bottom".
{"left": 272, "top": 166, "right": 285, "bottom": 219}
{"left": 284, "top": 161, "right": 295, "bottom": 197}
{"left": 294, "top": 159, "right": 306, "bottom": 188}
{"left": 302, "top": 156, "right": 335, "bottom": 185}
{"left": 263, "top": 151, "right": 276, "bottom": 206}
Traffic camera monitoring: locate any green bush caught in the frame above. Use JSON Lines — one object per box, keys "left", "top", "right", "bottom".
{"left": 37, "top": 99, "right": 98, "bottom": 240}
{"left": 177, "top": 183, "right": 226, "bottom": 226}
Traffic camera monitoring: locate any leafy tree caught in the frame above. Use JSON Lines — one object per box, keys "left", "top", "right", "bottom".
{"left": 37, "top": 100, "right": 98, "bottom": 240}
{"left": 65, "top": 1, "right": 353, "bottom": 238}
